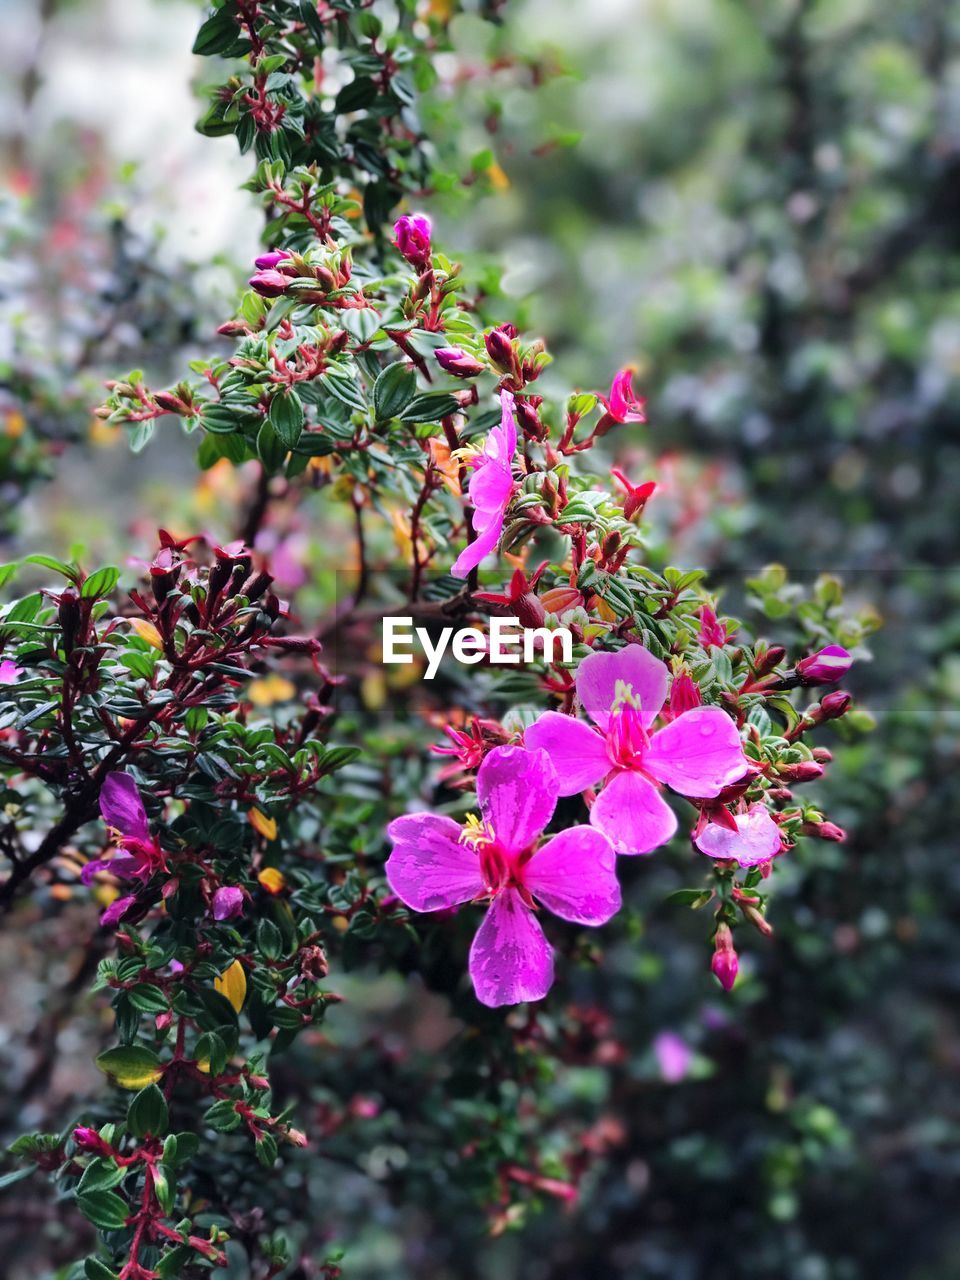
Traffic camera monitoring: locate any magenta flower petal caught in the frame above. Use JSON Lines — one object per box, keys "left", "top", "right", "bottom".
{"left": 476, "top": 745, "right": 557, "bottom": 855}
{"left": 694, "top": 804, "right": 781, "bottom": 867}
{"left": 644, "top": 707, "right": 746, "bottom": 798}
{"left": 450, "top": 517, "right": 503, "bottom": 579}
{"left": 99, "top": 894, "right": 137, "bottom": 928}
{"left": 386, "top": 813, "right": 485, "bottom": 911}
{"left": 524, "top": 826, "right": 621, "bottom": 925}
{"left": 467, "top": 459, "right": 514, "bottom": 517}
{"left": 524, "top": 712, "right": 610, "bottom": 796}
{"left": 468, "top": 888, "right": 554, "bottom": 1007}
{"left": 576, "top": 645, "right": 668, "bottom": 732}
{"left": 589, "top": 769, "right": 678, "bottom": 855}
{"left": 0, "top": 659, "right": 23, "bottom": 685}
{"left": 99, "top": 772, "right": 150, "bottom": 842}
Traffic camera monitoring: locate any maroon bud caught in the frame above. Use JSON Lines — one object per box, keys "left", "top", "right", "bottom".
{"left": 72, "top": 1127, "right": 112, "bottom": 1156}
{"left": 435, "top": 347, "right": 485, "bottom": 378}
{"left": 800, "top": 820, "right": 846, "bottom": 842}
{"left": 242, "top": 570, "right": 274, "bottom": 602}
{"left": 515, "top": 592, "right": 546, "bottom": 630}
{"left": 484, "top": 326, "right": 518, "bottom": 375}
{"left": 262, "top": 634, "right": 322, "bottom": 655}
{"left": 752, "top": 644, "right": 787, "bottom": 677}
{"left": 58, "top": 588, "right": 83, "bottom": 653}
{"left": 776, "top": 760, "right": 825, "bottom": 783}
{"left": 300, "top": 945, "right": 329, "bottom": 981}
{"left": 818, "top": 690, "right": 852, "bottom": 721}
{"left": 515, "top": 398, "right": 547, "bottom": 441}
{"left": 153, "top": 390, "right": 187, "bottom": 415}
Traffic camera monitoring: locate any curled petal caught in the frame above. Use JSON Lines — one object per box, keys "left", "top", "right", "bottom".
{"left": 523, "top": 712, "right": 609, "bottom": 796}
{"left": 576, "top": 645, "right": 668, "bottom": 733}
{"left": 386, "top": 813, "right": 485, "bottom": 911}
{"left": 469, "top": 888, "right": 554, "bottom": 1007}
{"left": 590, "top": 769, "right": 677, "bottom": 856}
{"left": 477, "top": 745, "right": 557, "bottom": 855}
{"left": 99, "top": 894, "right": 137, "bottom": 929}
{"left": 694, "top": 804, "right": 781, "bottom": 867}
{"left": 450, "top": 515, "right": 504, "bottom": 579}
{"left": 99, "top": 772, "right": 150, "bottom": 843}
{"left": 645, "top": 707, "right": 746, "bottom": 798}
{"left": 524, "top": 827, "right": 621, "bottom": 925}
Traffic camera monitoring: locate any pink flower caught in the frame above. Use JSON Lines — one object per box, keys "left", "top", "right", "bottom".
{"left": 393, "top": 213, "right": 432, "bottom": 272}
{"left": 697, "top": 605, "right": 731, "bottom": 648}
{"left": 525, "top": 646, "right": 746, "bottom": 856}
{"left": 450, "top": 391, "right": 518, "bottom": 579}
{"left": 386, "top": 745, "right": 621, "bottom": 1007}
{"left": 654, "top": 1031, "right": 693, "bottom": 1083}
{"left": 694, "top": 804, "right": 781, "bottom": 867}
{"left": 212, "top": 886, "right": 245, "bottom": 921}
{"left": 600, "top": 369, "right": 646, "bottom": 424}
{"left": 796, "top": 644, "right": 852, "bottom": 684}
{"left": 0, "top": 659, "right": 22, "bottom": 684}
{"left": 82, "top": 772, "right": 166, "bottom": 885}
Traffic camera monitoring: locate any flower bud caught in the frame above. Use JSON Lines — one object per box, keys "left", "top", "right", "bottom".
{"left": 668, "top": 670, "right": 702, "bottom": 718}
{"left": 393, "top": 213, "right": 432, "bottom": 272}
{"left": 58, "top": 588, "right": 83, "bottom": 654}
{"left": 73, "top": 1127, "right": 112, "bottom": 1156}
{"left": 711, "top": 923, "right": 739, "bottom": 992}
{"left": 796, "top": 644, "right": 852, "bottom": 684}
{"left": 254, "top": 250, "right": 290, "bottom": 270}
{"left": 775, "top": 760, "right": 824, "bottom": 782}
{"left": 800, "top": 819, "right": 846, "bottom": 841}
{"left": 818, "top": 690, "right": 852, "bottom": 721}
{"left": 484, "top": 325, "right": 518, "bottom": 376}
{"left": 435, "top": 347, "right": 485, "bottom": 378}
{"left": 248, "top": 270, "right": 290, "bottom": 298}
{"left": 212, "top": 886, "right": 244, "bottom": 921}
{"left": 153, "top": 390, "right": 187, "bottom": 415}
{"left": 515, "top": 397, "right": 547, "bottom": 441}
{"left": 515, "top": 592, "right": 546, "bottom": 630}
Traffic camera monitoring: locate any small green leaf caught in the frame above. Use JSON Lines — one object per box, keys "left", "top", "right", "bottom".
{"left": 77, "top": 1188, "right": 130, "bottom": 1231}
{"left": 269, "top": 391, "right": 304, "bottom": 449}
{"left": 96, "top": 1046, "right": 162, "bottom": 1091}
{"left": 81, "top": 566, "right": 121, "bottom": 599}
{"left": 78, "top": 1158, "right": 125, "bottom": 1195}
{"left": 127, "top": 1083, "right": 169, "bottom": 1139}
{"left": 85, "top": 1258, "right": 121, "bottom": 1280}
{"left": 373, "top": 362, "right": 417, "bottom": 421}
{"left": 664, "top": 888, "right": 715, "bottom": 909}
{"left": 257, "top": 420, "right": 288, "bottom": 473}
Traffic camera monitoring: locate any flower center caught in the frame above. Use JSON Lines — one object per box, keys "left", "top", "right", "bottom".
{"left": 607, "top": 680, "right": 649, "bottom": 768}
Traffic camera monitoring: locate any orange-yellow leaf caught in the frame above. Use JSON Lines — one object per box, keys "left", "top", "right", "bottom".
{"left": 129, "top": 618, "right": 163, "bottom": 650}
{"left": 249, "top": 808, "right": 278, "bottom": 841}
{"left": 257, "top": 867, "right": 286, "bottom": 895}
{"left": 214, "top": 959, "right": 247, "bottom": 1014}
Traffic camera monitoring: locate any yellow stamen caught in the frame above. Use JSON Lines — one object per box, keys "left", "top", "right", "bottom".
{"left": 459, "top": 812, "right": 494, "bottom": 849}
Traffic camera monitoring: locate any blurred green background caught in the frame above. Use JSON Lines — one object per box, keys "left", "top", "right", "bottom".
{"left": 1, "top": 1, "right": 959, "bottom": 1277}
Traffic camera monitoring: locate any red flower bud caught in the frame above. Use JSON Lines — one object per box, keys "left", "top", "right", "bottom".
{"left": 393, "top": 213, "right": 432, "bottom": 272}
{"left": 776, "top": 760, "right": 825, "bottom": 782}
{"left": 818, "top": 690, "right": 852, "bottom": 721}
{"left": 248, "top": 270, "right": 290, "bottom": 298}
{"left": 515, "top": 592, "right": 546, "bottom": 630}
{"left": 435, "top": 347, "right": 485, "bottom": 378}
{"left": 484, "top": 325, "right": 518, "bottom": 375}
{"left": 800, "top": 820, "right": 846, "bottom": 841}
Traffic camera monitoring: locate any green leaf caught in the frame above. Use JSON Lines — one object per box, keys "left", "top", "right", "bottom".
{"left": 77, "top": 1188, "right": 130, "bottom": 1231}
{"left": 85, "top": 1259, "right": 121, "bottom": 1280}
{"left": 22, "top": 554, "right": 78, "bottom": 581}
{"left": 127, "top": 1084, "right": 169, "bottom": 1139}
{"left": 127, "top": 984, "right": 170, "bottom": 1014}
{"left": 257, "top": 420, "right": 288, "bottom": 472}
{"left": 399, "top": 391, "right": 460, "bottom": 422}
{"left": 77, "top": 1158, "right": 125, "bottom": 1195}
{"left": 96, "top": 1046, "right": 162, "bottom": 1091}
{"left": 269, "top": 390, "right": 305, "bottom": 448}
{"left": 373, "top": 362, "right": 417, "bottom": 422}
{"left": 81, "top": 566, "right": 121, "bottom": 599}
{"left": 0, "top": 1166, "right": 34, "bottom": 1191}
{"left": 203, "top": 1099, "right": 242, "bottom": 1133}
{"left": 663, "top": 888, "right": 714, "bottom": 909}
{"left": 192, "top": 10, "right": 239, "bottom": 56}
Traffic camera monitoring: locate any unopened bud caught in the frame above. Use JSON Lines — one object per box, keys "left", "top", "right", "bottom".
{"left": 800, "top": 819, "right": 846, "bottom": 842}
{"left": 817, "top": 690, "right": 852, "bottom": 721}
{"left": 711, "top": 923, "right": 739, "bottom": 992}
{"left": 776, "top": 760, "right": 825, "bottom": 783}
{"left": 484, "top": 325, "right": 518, "bottom": 375}
{"left": 796, "top": 645, "right": 852, "bottom": 685}
{"left": 248, "top": 270, "right": 290, "bottom": 298}
{"left": 516, "top": 592, "right": 546, "bottom": 630}
{"left": 435, "top": 347, "right": 485, "bottom": 378}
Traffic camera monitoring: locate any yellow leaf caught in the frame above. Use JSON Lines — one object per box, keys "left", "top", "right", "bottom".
{"left": 249, "top": 808, "right": 278, "bottom": 841}
{"left": 214, "top": 960, "right": 247, "bottom": 1014}
{"left": 247, "top": 674, "right": 296, "bottom": 707}
{"left": 129, "top": 618, "right": 163, "bottom": 650}
{"left": 257, "top": 866, "right": 286, "bottom": 895}
{"left": 96, "top": 1046, "right": 163, "bottom": 1091}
